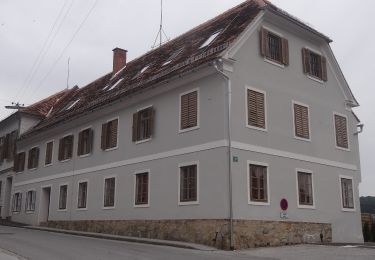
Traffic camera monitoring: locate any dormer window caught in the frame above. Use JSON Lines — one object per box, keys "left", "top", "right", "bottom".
{"left": 132, "top": 66, "right": 150, "bottom": 79}
{"left": 65, "top": 99, "right": 80, "bottom": 110}
{"left": 107, "top": 78, "right": 124, "bottom": 92}
{"left": 199, "top": 30, "right": 221, "bottom": 49}
{"left": 260, "top": 27, "right": 289, "bottom": 65}
{"left": 162, "top": 48, "right": 183, "bottom": 66}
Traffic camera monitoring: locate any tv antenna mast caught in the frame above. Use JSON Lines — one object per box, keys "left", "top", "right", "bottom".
{"left": 5, "top": 102, "right": 25, "bottom": 110}
{"left": 151, "top": 0, "right": 169, "bottom": 49}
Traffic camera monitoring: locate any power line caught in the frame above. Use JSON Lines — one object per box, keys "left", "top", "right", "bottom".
{"left": 30, "top": 0, "right": 99, "bottom": 97}
{"left": 17, "top": 0, "right": 75, "bottom": 101}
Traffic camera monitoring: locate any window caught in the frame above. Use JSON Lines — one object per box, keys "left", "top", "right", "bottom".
{"left": 12, "top": 192, "right": 22, "bottom": 213}
{"left": 297, "top": 171, "right": 314, "bottom": 207}
{"left": 135, "top": 172, "right": 149, "bottom": 206}
{"left": 260, "top": 28, "right": 289, "bottom": 65}
{"left": 78, "top": 181, "right": 88, "bottom": 209}
{"left": 293, "top": 103, "right": 310, "bottom": 139}
{"left": 101, "top": 119, "right": 118, "bottom": 150}
{"left": 132, "top": 107, "right": 155, "bottom": 142}
{"left": 302, "top": 48, "right": 327, "bottom": 81}
{"left": 58, "top": 135, "right": 74, "bottom": 161}
{"left": 199, "top": 30, "right": 221, "bottom": 49}
{"left": 249, "top": 164, "right": 268, "bottom": 203}
{"left": 25, "top": 190, "right": 36, "bottom": 212}
{"left": 104, "top": 177, "right": 115, "bottom": 208}
{"left": 179, "top": 164, "right": 198, "bottom": 203}
{"left": 65, "top": 99, "right": 80, "bottom": 110}
{"left": 28, "top": 147, "right": 40, "bottom": 169}
{"left": 45, "top": 141, "right": 53, "bottom": 166}
{"left": 341, "top": 177, "right": 354, "bottom": 209}
{"left": 246, "top": 88, "right": 266, "bottom": 130}
{"left": 334, "top": 114, "right": 349, "bottom": 149}
{"left": 14, "top": 152, "right": 26, "bottom": 172}
{"left": 180, "top": 90, "right": 198, "bottom": 131}
{"left": 59, "top": 185, "right": 68, "bottom": 210}
{"left": 162, "top": 47, "right": 183, "bottom": 66}
{"left": 78, "top": 128, "right": 93, "bottom": 156}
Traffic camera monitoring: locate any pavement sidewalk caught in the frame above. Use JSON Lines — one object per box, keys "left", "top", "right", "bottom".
{"left": 24, "top": 226, "right": 216, "bottom": 251}
{"left": 0, "top": 249, "right": 25, "bottom": 260}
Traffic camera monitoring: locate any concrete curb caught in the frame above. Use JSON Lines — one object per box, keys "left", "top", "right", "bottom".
{"left": 23, "top": 226, "right": 217, "bottom": 251}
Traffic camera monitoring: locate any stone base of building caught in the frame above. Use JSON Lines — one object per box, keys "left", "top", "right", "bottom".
{"left": 42, "top": 219, "right": 331, "bottom": 249}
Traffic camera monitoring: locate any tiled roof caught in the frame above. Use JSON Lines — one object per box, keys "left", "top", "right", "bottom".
{"left": 20, "top": 0, "right": 331, "bottom": 139}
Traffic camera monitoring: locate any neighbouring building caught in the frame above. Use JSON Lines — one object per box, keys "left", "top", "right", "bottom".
{"left": 2, "top": 0, "right": 364, "bottom": 249}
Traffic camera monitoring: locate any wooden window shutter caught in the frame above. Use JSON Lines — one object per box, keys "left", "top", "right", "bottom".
{"left": 247, "top": 89, "right": 265, "bottom": 129}
{"left": 77, "top": 131, "right": 83, "bottom": 156}
{"left": 58, "top": 138, "right": 64, "bottom": 161}
{"left": 132, "top": 112, "right": 139, "bottom": 142}
{"left": 110, "top": 119, "right": 118, "bottom": 148}
{"left": 321, "top": 56, "right": 328, "bottom": 81}
{"left": 67, "top": 136, "right": 73, "bottom": 158}
{"left": 281, "top": 38, "right": 289, "bottom": 65}
{"left": 101, "top": 123, "right": 108, "bottom": 150}
{"left": 302, "top": 48, "right": 311, "bottom": 74}
{"left": 35, "top": 147, "right": 39, "bottom": 168}
{"left": 45, "top": 142, "right": 53, "bottom": 165}
{"left": 335, "top": 115, "right": 348, "bottom": 148}
{"left": 28, "top": 150, "right": 32, "bottom": 169}
{"left": 260, "top": 27, "right": 268, "bottom": 57}
{"left": 149, "top": 107, "right": 155, "bottom": 137}
{"left": 180, "top": 94, "right": 189, "bottom": 129}
{"left": 88, "top": 129, "right": 94, "bottom": 153}
{"left": 294, "top": 104, "right": 309, "bottom": 139}
{"left": 189, "top": 91, "right": 198, "bottom": 127}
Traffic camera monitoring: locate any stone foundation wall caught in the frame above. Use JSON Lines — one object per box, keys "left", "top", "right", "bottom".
{"left": 43, "top": 219, "right": 331, "bottom": 249}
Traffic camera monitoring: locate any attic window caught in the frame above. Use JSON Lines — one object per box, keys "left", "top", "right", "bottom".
{"left": 132, "top": 65, "right": 150, "bottom": 79}
{"left": 162, "top": 48, "right": 183, "bottom": 66}
{"left": 107, "top": 78, "right": 124, "bottom": 91}
{"left": 65, "top": 99, "right": 80, "bottom": 110}
{"left": 199, "top": 30, "right": 221, "bottom": 49}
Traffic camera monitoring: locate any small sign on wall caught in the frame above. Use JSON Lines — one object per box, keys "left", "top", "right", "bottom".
{"left": 232, "top": 156, "right": 239, "bottom": 162}
{"left": 280, "top": 198, "right": 289, "bottom": 219}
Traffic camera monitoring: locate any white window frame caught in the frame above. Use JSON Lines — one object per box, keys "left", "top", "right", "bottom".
{"left": 44, "top": 140, "right": 54, "bottom": 167}
{"left": 102, "top": 175, "right": 116, "bottom": 209}
{"left": 57, "top": 183, "right": 69, "bottom": 211}
{"left": 135, "top": 105, "right": 153, "bottom": 145}
{"left": 77, "top": 179, "right": 89, "bottom": 210}
{"left": 295, "top": 168, "right": 316, "bottom": 209}
{"left": 133, "top": 169, "right": 151, "bottom": 208}
{"left": 178, "top": 161, "right": 200, "bottom": 206}
{"left": 333, "top": 112, "right": 350, "bottom": 152}
{"left": 339, "top": 175, "right": 356, "bottom": 212}
{"left": 292, "top": 100, "right": 311, "bottom": 142}
{"left": 28, "top": 145, "right": 40, "bottom": 171}
{"left": 78, "top": 126, "right": 93, "bottom": 158}
{"left": 103, "top": 117, "right": 120, "bottom": 152}
{"left": 245, "top": 86, "right": 268, "bottom": 132}
{"left": 178, "top": 88, "right": 200, "bottom": 133}
{"left": 25, "top": 189, "right": 37, "bottom": 213}
{"left": 247, "top": 161, "right": 270, "bottom": 206}
{"left": 59, "top": 133, "right": 74, "bottom": 163}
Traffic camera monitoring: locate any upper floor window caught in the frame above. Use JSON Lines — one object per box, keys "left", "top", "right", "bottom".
{"left": 0, "top": 131, "right": 18, "bottom": 162}
{"left": 25, "top": 190, "right": 36, "bottom": 212}
{"left": 101, "top": 119, "right": 118, "bottom": 150}
{"left": 334, "top": 114, "right": 349, "bottom": 150}
{"left": 45, "top": 141, "right": 53, "bottom": 166}
{"left": 246, "top": 87, "right": 266, "bottom": 130}
{"left": 132, "top": 107, "right": 155, "bottom": 142}
{"left": 302, "top": 48, "right": 327, "bottom": 81}
{"left": 180, "top": 90, "right": 199, "bottom": 131}
{"left": 179, "top": 163, "right": 198, "bottom": 204}
{"left": 78, "top": 128, "right": 94, "bottom": 156}
{"left": 260, "top": 28, "right": 289, "bottom": 65}
{"left": 249, "top": 163, "right": 268, "bottom": 204}
{"left": 340, "top": 177, "right": 354, "bottom": 210}
{"left": 297, "top": 171, "right": 314, "bottom": 207}
{"left": 135, "top": 172, "right": 149, "bottom": 206}
{"left": 28, "top": 147, "right": 40, "bottom": 169}
{"left": 58, "top": 135, "right": 74, "bottom": 161}
{"left": 12, "top": 192, "right": 22, "bottom": 213}
{"left": 14, "top": 152, "right": 26, "bottom": 173}
{"left": 293, "top": 103, "right": 310, "bottom": 140}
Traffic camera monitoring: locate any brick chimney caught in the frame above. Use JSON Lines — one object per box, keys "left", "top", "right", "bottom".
{"left": 112, "top": 47, "right": 127, "bottom": 74}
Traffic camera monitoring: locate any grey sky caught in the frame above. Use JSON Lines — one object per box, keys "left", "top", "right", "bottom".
{"left": 0, "top": 0, "right": 373, "bottom": 196}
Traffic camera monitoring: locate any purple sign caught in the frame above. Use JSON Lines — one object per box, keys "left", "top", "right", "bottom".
{"left": 280, "top": 198, "right": 288, "bottom": 211}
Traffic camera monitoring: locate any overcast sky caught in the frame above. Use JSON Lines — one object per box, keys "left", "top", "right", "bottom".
{"left": 0, "top": 0, "right": 374, "bottom": 196}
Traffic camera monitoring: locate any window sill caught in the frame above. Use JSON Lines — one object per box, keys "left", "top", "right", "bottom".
{"left": 134, "top": 204, "right": 150, "bottom": 208}
{"left": 336, "top": 146, "right": 350, "bottom": 152}
{"left": 178, "top": 201, "right": 199, "bottom": 206}
{"left": 79, "top": 153, "right": 91, "bottom": 158}
{"left": 44, "top": 163, "right": 53, "bottom": 168}
{"left": 293, "top": 136, "right": 311, "bottom": 142}
{"left": 28, "top": 168, "right": 37, "bottom": 171}
{"left": 104, "top": 146, "right": 118, "bottom": 152}
{"left": 297, "top": 204, "right": 316, "bottom": 210}
{"left": 57, "top": 209, "right": 68, "bottom": 212}
{"left": 341, "top": 207, "right": 356, "bottom": 212}
{"left": 307, "top": 75, "right": 324, "bottom": 84}
{"left": 26, "top": 210, "right": 35, "bottom": 214}
{"left": 264, "top": 57, "right": 285, "bottom": 69}
{"left": 12, "top": 211, "right": 20, "bottom": 215}
{"left": 59, "top": 159, "right": 72, "bottom": 163}
{"left": 135, "top": 138, "right": 152, "bottom": 145}
{"left": 179, "top": 126, "right": 200, "bottom": 134}
{"left": 76, "top": 207, "right": 88, "bottom": 211}
{"left": 246, "top": 124, "right": 267, "bottom": 133}
{"left": 248, "top": 201, "right": 270, "bottom": 206}
{"left": 102, "top": 206, "right": 116, "bottom": 210}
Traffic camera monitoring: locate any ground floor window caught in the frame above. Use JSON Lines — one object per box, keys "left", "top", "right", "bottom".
{"left": 59, "top": 185, "right": 68, "bottom": 210}
{"left": 25, "top": 190, "right": 36, "bottom": 212}
{"left": 297, "top": 171, "right": 314, "bottom": 206}
{"left": 341, "top": 177, "right": 354, "bottom": 209}
{"left": 104, "top": 177, "right": 115, "bottom": 207}
{"left": 78, "top": 182, "right": 88, "bottom": 209}
{"left": 12, "top": 192, "right": 22, "bottom": 213}
{"left": 135, "top": 172, "right": 149, "bottom": 206}
{"left": 249, "top": 163, "right": 268, "bottom": 203}
{"left": 179, "top": 164, "right": 198, "bottom": 203}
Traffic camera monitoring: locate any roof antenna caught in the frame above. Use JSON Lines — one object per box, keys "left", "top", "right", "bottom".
{"left": 5, "top": 102, "right": 25, "bottom": 110}
{"left": 151, "top": 0, "right": 169, "bottom": 49}
{"left": 66, "top": 57, "right": 70, "bottom": 89}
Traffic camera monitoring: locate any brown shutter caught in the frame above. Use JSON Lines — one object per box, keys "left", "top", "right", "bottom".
{"left": 77, "top": 131, "right": 83, "bottom": 156}
{"left": 188, "top": 91, "right": 198, "bottom": 128}
{"left": 45, "top": 142, "right": 52, "bottom": 165}
{"left": 35, "top": 147, "right": 39, "bottom": 168}
{"left": 132, "top": 113, "right": 139, "bottom": 142}
{"left": 27, "top": 150, "right": 32, "bottom": 169}
{"left": 180, "top": 94, "right": 189, "bottom": 129}
{"left": 101, "top": 123, "right": 108, "bottom": 150}
{"left": 302, "top": 48, "right": 310, "bottom": 74}
{"left": 247, "top": 89, "right": 265, "bottom": 129}
{"left": 58, "top": 138, "right": 64, "bottom": 161}
{"left": 88, "top": 129, "right": 94, "bottom": 153}
{"left": 149, "top": 107, "right": 155, "bottom": 137}
{"left": 0, "top": 136, "right": 4, "bottom": 162}
{"left": 321, "top": 56, "right": 327, "bottom": 81}
{"left": 281, "top": 38, "right": 289, "bottom": 65}
{"left": 110, "top": 119, "right": 118, "bottom": 148}
{"left": 67, "top": 135, "right": 73, "bottom": 159}
{"left": 294, "top": 104, "right": 309, "bottom": 139}
{"left": 260, "top": 27, "right": 268, "bottom": 57}
{"left": 335, "top": 115, "right": 348, "bottom": 148}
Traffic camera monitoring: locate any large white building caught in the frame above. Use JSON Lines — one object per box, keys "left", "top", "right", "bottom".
{"left": 0, "top": 0, "right": 363, "bottom": 249}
